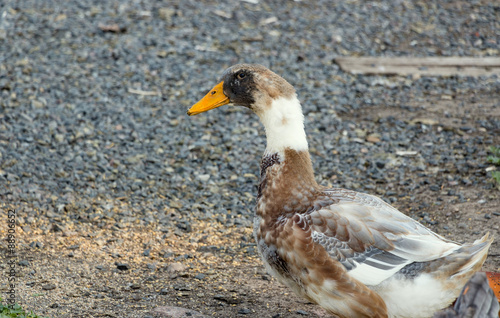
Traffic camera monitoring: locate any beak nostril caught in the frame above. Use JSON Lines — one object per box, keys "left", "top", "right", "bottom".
{"left": 211, "top": 91, "right": 216, "bottom": 95}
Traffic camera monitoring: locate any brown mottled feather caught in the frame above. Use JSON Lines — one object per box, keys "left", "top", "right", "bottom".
{"left": 256, "top": 149, "right": 389, "bottom": 317}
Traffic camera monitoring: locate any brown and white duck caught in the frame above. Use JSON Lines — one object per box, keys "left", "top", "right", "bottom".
{"left": 187, "top": 64, "right": 494, "bottom": 318}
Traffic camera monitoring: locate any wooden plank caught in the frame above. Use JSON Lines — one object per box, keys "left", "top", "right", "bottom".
{"left": 335, "top": 57, "right": 500, "bottom": 76}
{"left": 337, "top": 57, "right": 500, "bottom": 67}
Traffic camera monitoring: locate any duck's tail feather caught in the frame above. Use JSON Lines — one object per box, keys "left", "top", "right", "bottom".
{"left": 452, "top": 233, "right": 493, "bottom": 277}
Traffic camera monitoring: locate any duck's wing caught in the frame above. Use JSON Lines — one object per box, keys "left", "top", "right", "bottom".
{"left": 304, "top": 188, "right": 462, "bottom": 286}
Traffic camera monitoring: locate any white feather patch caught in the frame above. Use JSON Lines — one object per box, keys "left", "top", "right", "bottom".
{"left": 348, "top": 260, "right": 410, "bottom": 286}
{"left": 374, "top": 274, "right": 456, "bottom": 318}
{"left": 257, "top": 96, "right": 308, "bottom": 153}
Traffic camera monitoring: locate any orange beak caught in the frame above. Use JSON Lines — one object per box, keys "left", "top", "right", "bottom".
{"left": 187, "top": 81, "right": 230, "bottom": 116}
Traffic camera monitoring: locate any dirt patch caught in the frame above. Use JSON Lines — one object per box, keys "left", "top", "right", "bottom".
{"left": 1, "top": 213, "right": 322, "bottom": 318}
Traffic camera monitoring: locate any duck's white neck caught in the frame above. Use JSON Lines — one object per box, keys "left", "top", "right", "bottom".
{"left": 256, "top": 96, "right": 308, "bottom": 155}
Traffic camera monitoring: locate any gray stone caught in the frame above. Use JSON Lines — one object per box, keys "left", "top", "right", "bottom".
{"left": 151, "top": 306, "right": 206, "bottom": 318}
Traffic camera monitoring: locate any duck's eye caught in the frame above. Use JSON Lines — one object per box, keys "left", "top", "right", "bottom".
{"left": 237, "top": 72, "right": 246, "bottom": 79}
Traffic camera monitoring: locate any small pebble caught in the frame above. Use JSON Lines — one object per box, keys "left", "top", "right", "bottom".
{"left": 197, "top": 174, "right": 210, "bottom": 182}
{"left": 147, "top": 263, "right": 157, "bottom": 270}
{"left": 238, "top": 308, "right": 252, "bottom": 314}
{"left": 194, "top": 273, "right": 205, "bottom": 280}
{"left": 152, "top": 306, "right": 205, "bottom": 317}
{"left": 162, "top": 251, "right": 174, "bottom": 258}
{"left": 429, "top": 185, "right": 440, "bottom": 191}
{"left": 42, "top": 284, "right": 57, "bottom": 291}
{"left": 115, "top": 263, "right": 130, "bottom": 271}
{"left": 29, "top": 241, "right": 43, "bottom": 249}
{"left": 166, "top": 262, "right": 186, "bottom": 273}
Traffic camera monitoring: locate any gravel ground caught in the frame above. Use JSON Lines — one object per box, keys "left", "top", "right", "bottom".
{"left": 0, "top": 0, "right": 499, "bottom": 317}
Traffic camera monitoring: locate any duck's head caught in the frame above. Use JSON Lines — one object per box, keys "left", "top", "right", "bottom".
{"left": 187, "top": 64, "right": 296, "bottom": 116}
{"left": 188, "top": 64, "right": 307, "bottom": 153}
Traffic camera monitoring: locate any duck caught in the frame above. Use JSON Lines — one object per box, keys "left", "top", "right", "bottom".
{"left": 187, "top": 64, "right": 494, "bottom": 318}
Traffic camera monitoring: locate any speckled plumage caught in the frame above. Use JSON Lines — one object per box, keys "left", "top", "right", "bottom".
{"left": 253, "top": 148, "right": 491, "bottom": 318}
